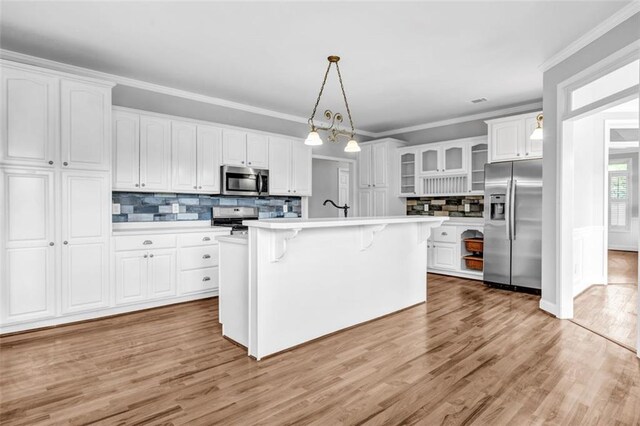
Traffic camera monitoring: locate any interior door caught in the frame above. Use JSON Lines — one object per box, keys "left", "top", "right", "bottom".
{"left": 483, "top": 161, "right": 512, "bottom": 285}
{"left": 511, "top": 159, "right": 543, "bottom": 289}
{"left": 197, "top": 125, "right": 222, "bottom": 193}
{"left": 140, "top": 115, "right": 171, "bottom": 191}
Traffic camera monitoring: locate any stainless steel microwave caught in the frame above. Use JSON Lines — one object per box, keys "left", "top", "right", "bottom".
{"left": 221, "top": 165, "right": 269, "bottom": 196}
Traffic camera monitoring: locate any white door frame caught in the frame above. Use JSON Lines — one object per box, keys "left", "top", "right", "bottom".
{"left": 555, "top": 40, "right": 639, "bottom": 356}
{"left": 312, "top": 154, "right": 358, "bottom": 217}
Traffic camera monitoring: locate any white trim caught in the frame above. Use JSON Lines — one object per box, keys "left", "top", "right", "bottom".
{"left": 609, "top": 244, "right": 639, "bottom": 252}
{"left": 375, "top": 101, "right": 542, "bottom": 137}
{"left": 312, "top": 154, "right": 356, "bottom": 164}
{"left": 539, "top": 2, "right": 640, "bottom": 72}
{"left": 539, "top": 299, "right": 558, "bottom": 317}
{"left": 0, "top": 49, "right": 379, "bottom": 138}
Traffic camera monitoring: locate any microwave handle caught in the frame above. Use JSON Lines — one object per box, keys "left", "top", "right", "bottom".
{"left": 257, "top": 171, "right": 263, "bottom": 195}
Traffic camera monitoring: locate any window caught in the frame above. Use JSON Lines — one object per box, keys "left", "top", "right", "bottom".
{"left": 571, "top": 59, "right": 639, "bottom": 111}
{"left": 608, "top": 159, "right": 631, "bottom": 231}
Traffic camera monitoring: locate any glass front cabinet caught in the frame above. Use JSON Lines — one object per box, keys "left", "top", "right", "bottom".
{"left": 398, "top": 147, "right": 417, "bottom": 196}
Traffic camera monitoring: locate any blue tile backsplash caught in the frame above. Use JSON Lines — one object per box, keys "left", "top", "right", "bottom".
{"left": 112, "top": 192, "right": 302, "bottom": 223}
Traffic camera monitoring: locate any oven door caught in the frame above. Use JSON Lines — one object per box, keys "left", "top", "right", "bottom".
{"left": 221, "top": 166, "right": 267, "bottom": 196}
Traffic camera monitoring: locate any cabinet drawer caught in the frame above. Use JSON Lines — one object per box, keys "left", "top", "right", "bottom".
{"left": 433, "top": 226, "right": 457, "bottom": 243}
{"left": 179, "top": 232, "right": 225, "bottom": 247}
{"left": 180, "top": 246, "right": 219, "bottom": 270}
{"left": 180, "top": 267, "right": 219, "bottom": 294}
{"left": 114, "top": 234, "right": 177, "bottom": 251}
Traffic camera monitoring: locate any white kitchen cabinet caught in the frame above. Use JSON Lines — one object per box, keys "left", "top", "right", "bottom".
{"left": 398, "top": 148, "right": 417, "bottom": 196}
{"left": 420, "top": 147, "right": 440, "bottom": 176}
{"left": 426, "top": 224, "right": 484, "bottom": 280}
{"left": 358, "top": 190, "right": 372, "bottom": 217}
{"left": 357, "top": 139, "right": 406, "bottom": 216}
{"left": 419, "top": 144, "right": 466, "bottom": 176}
{"left": 432, "top": 243, "right": 458, "bottom": 270}
{"left": 60, "top": 79, "right": 111, "bottom": 171}
{"left": 268, "top": 136, "right": 311, "bottom": 196}
{"left": 112, "top": 111, "right": 140, "bottom": 190}
{"left": 171, "top": 121, "right": 198, "bottom": 192}
{"left": 469, "top": 141, "right": 489, "bottom": 194}
{"left": 358, "top": 144, "right": 372, "bottom": 188}
{"left": 115, "top": 251, "right": 147, "bottom": 305}
{"left": 0, "top": 168, "right": 56, "bottom": 324}
{"left": 148, "top": 249, "right": 177, "bottom": 299}
{"left": 196, "top": 125, "right": 222, "bottom": 193}
{"left": 60, "top": 171, "right": 110, "bottom": 314}
{"left": 359, "top": 142, "right": 390, "bottom": 188}
{"left": 222, "top": 130, "right": 269, "bottom": 168}
{"left": 140, "top": 116, "right": 171, "bottom": 191}
{"left": 486, "top": 112, "right": 542, "bottom": 163}
{"left": 359, "top": 189, "right": 387, "bottom": 217}
{"left": 0, "top": 66, "right": 58, "bottom": 168}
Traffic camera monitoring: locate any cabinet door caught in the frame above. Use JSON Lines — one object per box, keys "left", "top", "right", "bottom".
{"left": 197, "top": 125, "right": 222, "bottom": 193}
{"left": 148, "top": 249, "right": 177, "bottom": 299}
{"left": 470, "top": 142, "right": 488, "bottom": 193}
{"left": 372, "top": 143, "right": 388, "bottom": 187}
{"left": 0, "top": 169, "right": 56, "bottom": 324}
{"left": 112, "top": 111, "right": 140, "bottom": 190}
{"left": 268, "top": 137, "right": 292, "bottom": 195}
{"left": 140, "top": 115, "right": 171, "bottom": 191}
{"left": 420, "top": 147, "right": 440, "bottom": 175}
{"left": 372, "top": 189, "right": 387, "bottom": 217}
{"left": 171, "top": 121, "right": 198, "bottom": 192}
{"left": 222, "top": 129, "right": 247, "bottom": 167}
{"left": 426, "top": 238, "right": 434, "bottom": 270}
{"left": 292, "top": 141, "right": 312, "bottom": 196}
{"left": 1, "top": 66, "right": 58, "bottom": 167}
{"left": 399, "top": 150, "right": 417, "bottom": 196}
{"left": 60, "top": 79, "right": 111, "bottom": 170}
{"left": 60, "top": 171, "right": 110, "bottom": 313}
{"left": 115, "top": 251, "right": 147, "bottom": 305}
{"left": 490, "top": 120, "right": 523, "bottom": 162}
{"left": 442, "top": 145, "right": 465, "bottom": 174}
{"left": 358, "top": 190, "right": 372, "bottom": 217}
{"left": 525, "top": 116, "right": 543, "bottom": 158}
{"left": 432, "top": 243, "right": 458, "bottom": 270}
{"left": 358, "top": 144, "right": 372, "bottom": 188}
{"left": 246, "top": 133, "right": 269, "bottom": 168}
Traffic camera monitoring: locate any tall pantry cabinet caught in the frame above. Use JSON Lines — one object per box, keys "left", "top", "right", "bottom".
{"left": 0, "top": 60, "right": 114, "bottom": 327}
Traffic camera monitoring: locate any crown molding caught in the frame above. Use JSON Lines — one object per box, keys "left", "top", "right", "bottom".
{"left": 539, "top": 2, "right": 640, "bottom": 72}
{"left": 374, "top": 101, "right": 542, "bottom": 138}
{"left": 0, "top": 49, "right": 378, "bottom": 138}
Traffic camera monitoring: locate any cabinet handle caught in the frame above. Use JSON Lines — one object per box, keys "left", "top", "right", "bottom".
{"left": 143, "top": 240, "right": 153, "bottom": 245}
{"left": 48, "top": 160, "right": 54, "bottom": 165}
{"left": 63, "top": 241, "right": 68, "bottom": 245}
{"left": 63, "top": 162, "right": 68, "bottom": 166}
{"left": 293, "top": 190, "right": 297, "bottom": 193}
{"left": 372, "top": 184, "right": 376, "bottom": 187}
{"left": 241, "top": 161, "right": 245, "bottom": 164}
{"left": 525, "top": 152, "right": 529, "bottom": 156}
{"left": 288, "top": 190, "right": 291, "bottom": 193}
{"left": 144, "top": 254, "right": 148, "bottom": 258}
{"left": 135, "top": 183, "right": 139, "bottom": 187}
{"left": 198, "top": 186, "right": 202, "bottom": 189}
{"left": 202, "top": 236, "right": 211, "bottom": 241}
{"left": 202, "top": 276, "right": 211, "bottom": 282}
{"left": 49, "top": 242, "right": 54, "bottom": 246}
{"left": 149, "top": 254, "right": 154, "bottom": 258}
{"left": 202, "top": 254, "right": 211, "bottom": 259}
{"left": 368, "top": 184, "right": 371, "bottom": 187}
{"left": 141, "top": 183, "right": 145, "bottom": 187}
{"left": 441, "top": 232, "right": 448, "bottom": 236}
{"left": 193, "top": 186, "right": 197, "bottom": 189}
{"left": 248, "top": 162, "right": 252, "bottom": 165}
{"left": 517, "top": 153, "right": 521, "bottom": 156}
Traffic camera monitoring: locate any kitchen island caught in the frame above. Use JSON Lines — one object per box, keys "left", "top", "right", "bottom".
{"left": 218, "top": 216, "right": 447, "bottom": 360}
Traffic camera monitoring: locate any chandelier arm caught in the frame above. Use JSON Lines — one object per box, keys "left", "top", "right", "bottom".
{"left": 335, "top": 62, "right": 356, "bottom": 137}
{"left": 309, "top": 61, "right": 334, "bottom": 128}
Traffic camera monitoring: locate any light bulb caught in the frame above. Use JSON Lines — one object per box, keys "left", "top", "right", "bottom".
{"left": 344, "top": 139, "right": 361, "bottom": 152}
{"left": 304, "top": 131, "right": 323, "bottom": 146}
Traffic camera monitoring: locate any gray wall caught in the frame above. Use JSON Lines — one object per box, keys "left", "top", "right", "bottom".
{"left": 541, "top": 12, "right": 640, "bottom": 313}
{"left": 308, "top": 158, "right": 351, "bottom": 218}
{"left": 113, "top": 85, "right": 371, "bottom": 159}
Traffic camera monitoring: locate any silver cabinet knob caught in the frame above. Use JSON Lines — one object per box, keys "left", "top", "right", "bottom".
{"left": 293, "top": 190, "right": 297, "bottom": 193}
{"left": 149, "top": 254, "right": 154, "bottom": 258}
{"left": 143, "top": 240, "right": 153, "bottom": 245}
{"left": 48, "top": 160, "right": 54, "bottom": 165}
{"left": 248, "top": 162, "right": 252, "bottom": 165}
{"left": 517, "top": 153, "right": 521, "bottom": 156}
{"left": 441, "top": 232, "right": 448, "bottom": 236}
{"left": 193, "top": 186, "right": 197, "bottom": 189}
{"left": 63, "top": 162, "right": 68, "bottom": 166}
{"left": 135, "top": 183, "right": 139, "bottom": 187}
{"left": 525, "top": 152, "right": 529, "bottom": 156}
{"left": 202, "top": 236, "right": 211, "bottom": 241}
{"left": 241, "top": 161, "right": 245, "bottom": 164}
{"left": 143, "top": 254, "right": 148, "bottom": 258}
{"left": 198, "top": 186, "right": 202, "bottom": 189}
{"left": 63, "top": 241, "right": 68, "bottom": 245}
{"left": 141, "top": 183, "right": 145, "bottom": 187}
{"left": 202, "top": 254, "right": 211, "bottom": 259}
{"left": 372, "top": 184, "right": 376, "bottom": 187}
{"left": 202, "top": 276, "right": 211, "bottom": 282}
{"left": 49, "top": 242, "right": 54, "bottom": 246}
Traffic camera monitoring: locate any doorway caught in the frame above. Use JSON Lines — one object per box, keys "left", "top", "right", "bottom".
{"left": 308, "top": 156, "right": 355, "bottom": 218}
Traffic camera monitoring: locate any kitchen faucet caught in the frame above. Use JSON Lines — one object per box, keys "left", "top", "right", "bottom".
{"left": 323, "top": 199, "right": 350, "bottom": 218}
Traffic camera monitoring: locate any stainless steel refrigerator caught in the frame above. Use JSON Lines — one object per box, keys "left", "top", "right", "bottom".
{"left": 483, "top": 159, "right": 542, "bottom": 291}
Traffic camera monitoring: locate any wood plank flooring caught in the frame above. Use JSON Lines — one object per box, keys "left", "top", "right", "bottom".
{"left": 2, "top": 274, "right": 640, "bottom": 425}
{"left": 573, "top": 250, "right": 638, "bottom": 351}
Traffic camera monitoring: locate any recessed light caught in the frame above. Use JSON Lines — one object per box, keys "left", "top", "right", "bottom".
{"left": 470, "top": 98, "right": 488, "bottom": 104}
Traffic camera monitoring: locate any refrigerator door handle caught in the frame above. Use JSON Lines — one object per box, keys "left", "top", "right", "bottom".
{"left": 505, "top": 179, "right": 512, "bottom": 240}
{"left": 511, "top": 179, "right": 517, "bottom": 240}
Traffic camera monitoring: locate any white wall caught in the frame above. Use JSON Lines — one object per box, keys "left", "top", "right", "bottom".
{"left": 308, "top": 158, "right": 352, "bottom": 218}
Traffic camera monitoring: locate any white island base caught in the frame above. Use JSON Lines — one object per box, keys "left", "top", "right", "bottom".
{"left": 220, "top": 216, "right": 446, "bottom": 360}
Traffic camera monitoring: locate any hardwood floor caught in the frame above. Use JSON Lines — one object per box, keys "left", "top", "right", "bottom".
{"left": 573, "top": 250, "right": 638, "bottom": 351}
{"left": 2, "top": 274, "right": 640, "bottom": 425}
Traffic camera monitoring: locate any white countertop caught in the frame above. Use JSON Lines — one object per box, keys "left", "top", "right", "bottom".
{"left": 217, "top": 234, "right": 248, "bottom": 245}
{"left": 439, "top": 217, "right": 484, "bottom": 226}
{"left": 244, "top": 216, "right": 448, "bottom": 230}
{"left": 112, "top": 220, "right": 230, "bottom": 235}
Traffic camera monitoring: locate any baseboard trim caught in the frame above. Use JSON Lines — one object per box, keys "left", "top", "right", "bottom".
{"left": 427, "top": 268, "right": 483, "bottom": 281}
{"left": 539, "top": 299, "right": 558, "bottom": 317}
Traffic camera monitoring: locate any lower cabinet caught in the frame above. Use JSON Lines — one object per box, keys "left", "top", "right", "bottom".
{"left": 115, "top": 248, "right": 177, "bottom": 305}
{"left": 432, "top": 242, "right": 458, "bottom": 270}
{"left": 359, "top": 189, "right": 388, "bottom": 217}
{"left": 427, "top": 224, "right": 484, "bottom": 280}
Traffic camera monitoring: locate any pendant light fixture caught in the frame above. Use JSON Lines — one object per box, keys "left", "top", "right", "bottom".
{"left": 305, "top": 56, "right": 360, "bottom": 152}
{"left": 530, "top": 113, "right": 544, "bottom": 140}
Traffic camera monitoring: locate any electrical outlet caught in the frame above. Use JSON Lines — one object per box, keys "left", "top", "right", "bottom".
{"left": 171, "top": 203, "right": 180, "bottom": 213}
{"left": 464, "top": 203, "right": 471, "bottom": 212}
{"left": 283, "top": 204, "right": 289, "bottom": 213}
{"left": 112, "top": 203, "right": 121, "bottom": 214}
{"left": 423, "top": 204, "right": 429, "bottom": 212}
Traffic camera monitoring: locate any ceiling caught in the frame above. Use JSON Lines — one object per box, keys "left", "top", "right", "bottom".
{"left": 0, "top": 1, "right": 631, "bottom": 133}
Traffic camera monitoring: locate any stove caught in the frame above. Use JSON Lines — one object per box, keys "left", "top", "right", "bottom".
{"left": 212, "top": 207, "right": 258, "bottom": 235}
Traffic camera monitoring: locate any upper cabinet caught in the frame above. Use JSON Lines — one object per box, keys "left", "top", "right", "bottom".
{"left": 486, "top": 111, "right": 542, "bottom": 163}
{"left": 418, "top": 144, "right": 466, "bottom": 176}
{"left": 196, "top": 125, "right": 222, "bottom": 193}
{"left": 358, "top": 141, "right": 389, "bottom": 188}
{"left": 60, "top": 79, "right": 112, "bottom": 171}
{"left": 171, "top": 121, "right": 198, "bottom": 192}
{"left": 398, "top": 147, "right": 417, "bottom": 196}
{"left": 222, "top": 130, "right": 269, "bottom": 168}
{"left": 268, "top": 137, "right": 311, "bottom": 196}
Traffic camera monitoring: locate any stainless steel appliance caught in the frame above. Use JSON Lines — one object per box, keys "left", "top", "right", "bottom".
{"left": 212, "top": 207, "right": 258, "bottom": 235}
{"left": 221, "top": 165, "right": 269, "bottom": 196}
{"left": 483, "top": 159, "right": 542, "bottom": 291}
